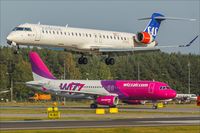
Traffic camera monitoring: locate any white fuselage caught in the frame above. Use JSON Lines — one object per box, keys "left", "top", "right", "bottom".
{"left": 7, "top": 23, "right": 156, "bottom": 52}
{"left": 26, "top": 79, "right": 113, "bottom": 99}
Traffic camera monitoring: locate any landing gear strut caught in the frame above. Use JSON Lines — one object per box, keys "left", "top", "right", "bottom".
{"left": 152, "top": 101, "right": 158, "bottom": 109}
{"left": 13, "top": 44, "right": 20, "bottom": 54}
{"left": 78, "top": 55, "right": 88, "bottom": 65}
{"left": 105, "top": 57, "right": 115, "bottom": 65}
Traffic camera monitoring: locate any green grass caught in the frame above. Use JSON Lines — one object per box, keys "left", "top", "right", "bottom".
{"left": 1, "top": 102, "right": 199, "bottom": 121}
{"left": 0, "top": 126, "right": 199, "bottom": 133}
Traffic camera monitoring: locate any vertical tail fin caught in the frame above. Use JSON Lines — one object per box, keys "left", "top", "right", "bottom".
{"left": 29, "top": 52, "right": 56, "bottom": 81}
{"left": 143, "top": 13, "right": 165, "bottom": 39}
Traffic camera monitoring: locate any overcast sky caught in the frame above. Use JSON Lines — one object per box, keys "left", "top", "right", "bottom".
{"left": 0, "top": 0, "right": 199, "bottom": 54}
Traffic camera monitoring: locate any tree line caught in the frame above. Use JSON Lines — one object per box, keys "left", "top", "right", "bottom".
{"left": 0, "top": 47, "right": 199, "bottom": 101}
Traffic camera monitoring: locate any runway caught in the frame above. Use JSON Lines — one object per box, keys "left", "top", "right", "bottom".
{"left": 0, "top": 117, "right": 199, "bottom": 130}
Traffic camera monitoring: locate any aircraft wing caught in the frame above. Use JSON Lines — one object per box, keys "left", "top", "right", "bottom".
{"left": 99, "top": 47, "right": 160, "bottom": 53}
{"left": 99, "top": 35, "right": 198, "bottom": 53}
{"left": 54, "top": 89, "right": 117, "bottom": 97}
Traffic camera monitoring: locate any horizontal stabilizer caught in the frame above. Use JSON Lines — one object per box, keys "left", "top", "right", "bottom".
{"left": 139, "top": 17, "right": 196, "bottom": 21}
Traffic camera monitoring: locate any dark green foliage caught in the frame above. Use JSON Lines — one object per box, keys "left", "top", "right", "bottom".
{"left": 0, "top": 46, "right": 199, "bottom": 101}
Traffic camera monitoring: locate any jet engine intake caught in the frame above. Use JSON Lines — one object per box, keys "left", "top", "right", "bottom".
{"left": 96, "top": 96, "right": 119, "bottom": 106}
{"left": 135, "top": 32, "right": 154, "bottom": 44}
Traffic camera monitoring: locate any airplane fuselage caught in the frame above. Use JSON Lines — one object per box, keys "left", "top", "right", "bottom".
{"left": 7, "top": 23, "right": 157, "bottom": 52}
{"left": 26, "top": 79, "right": 176, "bottom": 101}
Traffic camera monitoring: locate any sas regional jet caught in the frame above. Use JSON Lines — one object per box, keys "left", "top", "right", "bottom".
{"left": 7, "top": 13, "right": 198, "bottom": 65}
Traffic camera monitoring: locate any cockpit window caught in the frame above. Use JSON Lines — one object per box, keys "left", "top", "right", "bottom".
{"left": 160, "top": 86, "right": 170, "bottom": 90}
{"left": 166, "top": 86, "right": 170, "bottom": 89}
{"left": 12, "top": 27, "right": 32, "bottom": 31}
{"left": 24, "top": 28, "right": 32, "bottom": 31}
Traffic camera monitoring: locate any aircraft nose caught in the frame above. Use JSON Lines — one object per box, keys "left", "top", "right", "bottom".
{"left": 7, "top": 34, "right": 12, "bottom": 41}
{"left": 169, "top": 90, "right": 177, "bottom": 99}
{"left": 7, "top": 34, "right": 13, "bottom": 44}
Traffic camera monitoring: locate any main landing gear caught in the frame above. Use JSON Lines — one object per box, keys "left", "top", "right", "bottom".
{"left": 90, "top": 103, "right": 98, "bottom": 109}
{"left": 77, "top": 55, "right": 115, "bottom": 65}
{"left": 78, "top": 56, "right": 88, "bottom": 65}
{"left": 105, "top": 57, "right": 115, "bottom": 65}
{"left": 152, "top": 100, "right": 158, "bottom": 109}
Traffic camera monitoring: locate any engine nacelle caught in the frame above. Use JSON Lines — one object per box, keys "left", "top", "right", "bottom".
{"left": 96, "top": 96, "right": 119, "bottom": 106}
{"left": 135, "top": 32, "right": 154, "bottom": 44}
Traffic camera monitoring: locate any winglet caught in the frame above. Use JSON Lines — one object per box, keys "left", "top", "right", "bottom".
{"left": 179, "top": 35, "right": 199, "bottom": 47}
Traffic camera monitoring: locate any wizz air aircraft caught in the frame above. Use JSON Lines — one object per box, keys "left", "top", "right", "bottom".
{"left": 6, "top": 13, "right": 198, "bottom": 65}
{"left": 26, "top": 51, "right": 177, "bottom": 108}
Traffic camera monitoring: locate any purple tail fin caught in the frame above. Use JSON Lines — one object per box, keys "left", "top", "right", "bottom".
{"left": 29, "top": 52, "right": 56, "bottom": 80}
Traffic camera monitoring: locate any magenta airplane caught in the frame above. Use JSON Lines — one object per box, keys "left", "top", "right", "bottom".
{"left": 26, "top": 52, "right": 177, "bottom": 108}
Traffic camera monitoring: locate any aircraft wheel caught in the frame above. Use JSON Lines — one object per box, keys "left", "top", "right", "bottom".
{"left": 109, "top": 58, "right": 115, "bottom": 65}
{"left": 13, "top": 50, "right": 19, "bottom": 54}
{"left": 105, "top": 58, "right": 110, "bottom": 65}
{"left": 78, "top": 58, "right": 83, "bottom": 64}
{"left": 78, "top": 57, "right": 88, "bottom": 65}
{"left": 105, "top": 58, "right": 115, "bottom": 65}
{"left": 90, "top": 103, "right": 98, "bottom": 109}
{"left": 152, "top": 105, "right": 158, "bottom": 109}
{"left": 82, "top": 57, "right": 88, "bottom": 64}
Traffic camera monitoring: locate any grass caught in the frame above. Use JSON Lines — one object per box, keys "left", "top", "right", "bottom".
{"left": 0, "top": 126, "right": 199, "bottom": 133}
{"left": 0, "top": 102, "right": 199, "bottom": 121}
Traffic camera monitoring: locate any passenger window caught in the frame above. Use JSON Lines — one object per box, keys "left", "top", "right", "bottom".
{"left": 57, "top": 31, "right": 59, "bottom": 34}
{"left": 53, "top": 31, "right": 55, "bottom": 34}
{"left": 72, "top": 32, "right": 74, "bottom": 36}
{"left": 42, "top": 30, "right": 45, "bottom": 33}
{"left": 110, "top": 36, "right": 112, "bottom": 39}
{"left": 60, "top": 32, "right": 63, "bottom": 35}
{"left": 107, "top": 35, "right": 109, "bottom": 39}
{"left": 49, "top": 31, "right": 51, "bottom": 34}
{"left": 121, "top": 37, "right": 123, "bottom": 40}
{"left": 64, "top": 32, "right": 66, "bottom": 35}
{"left": 124, "top": 37, "right": 126, "bottom": 40}
{"left": 89, "top": 34, "right": 92, "bottom": 37}
{"left": 103, "top": 35, "right": 105, "bottom": 38}
{"left": 118, "top": 37, "right": 120, "bottom": 40}
{"left": 114, "top": 36, "right": 116, "bottom": 39}
{"left": 46, "top": 31, "right": 48, "bottom": 34}
{"left": 79, "top": 33, "right": 81, "bottom": 36}
{"left": 86, "top": 34, "right": 88, "bottom": 37}
{"left": 68, "top": 32, "right": 70, "bottom": 36}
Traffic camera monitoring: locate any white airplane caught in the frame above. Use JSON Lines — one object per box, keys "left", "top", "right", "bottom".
{"left": 6, "top": 13, "right": 198, "bottom": 65}
{"left": 174, "top": 93, "right": 197, "bottom": 104}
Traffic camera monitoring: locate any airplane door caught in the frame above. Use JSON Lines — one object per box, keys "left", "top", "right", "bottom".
{"left": 148, "top": 83, "right": 155, "bottom": 94}
{"left": 94, "top": 33, "right": 98, "bottom": 43}
{"left": 99, "top": 33, "right": 102, "bottom": 43}
{"left": 35, "top": 26, "right": 41, "bottom": 41}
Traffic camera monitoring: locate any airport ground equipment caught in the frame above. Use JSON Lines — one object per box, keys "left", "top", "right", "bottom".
{"left": 96, "top": 108, "right": 105, "bottom": 115}
{"left": 197, "top": 96, "right": 200, "bottom": 106}
{"left": 47, "top": 107, "right": 60, "bottom": 119}
{"left": 157, "top": 103, "right": 164, "bottom": 108}
{"left": 109, "top": 108, "right": 119, "bottom": 114}
{"left": 29, "top": 93, "right": 51, "bottom": 101}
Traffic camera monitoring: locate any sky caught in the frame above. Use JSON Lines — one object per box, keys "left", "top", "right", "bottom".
{"left": 0, "top": 0, "right": 199, "bottom": 54}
